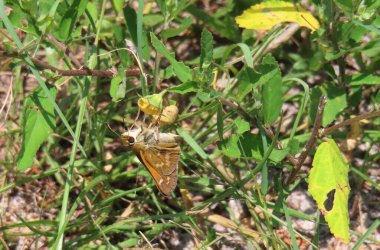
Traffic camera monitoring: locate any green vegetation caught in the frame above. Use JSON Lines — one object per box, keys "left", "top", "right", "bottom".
{"left": 0, "top": 0, "right": 379, "bottom": 249}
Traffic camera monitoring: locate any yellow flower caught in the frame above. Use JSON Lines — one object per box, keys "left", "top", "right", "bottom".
{"left": 138, "top": 91, "right": 166, "bottom": 116}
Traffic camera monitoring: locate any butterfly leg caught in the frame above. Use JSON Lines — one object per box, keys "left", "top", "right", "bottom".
{"left": 129, "top": 109, "right": 141, "bottom": 131}
{"left": 150, "top": 110, "right": 163, "bottom": 128}
{"left": 153, "top": 125, "right": 159, "bottom": 143}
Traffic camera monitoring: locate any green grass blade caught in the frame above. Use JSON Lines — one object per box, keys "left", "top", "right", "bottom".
{"left": 284, "top": 78, "right": 310, "bottom": 141}
{"left": 283, "top": 202, "right": 300, "bottom": 250}
{"left": 137, "top": 0, "right": 147, "bottom": 95}
{"left": 0, "top": 168, "right": 59, "bottom": 194}
{"left": 52, "top": 79, "right": 90, "bottom": 249}
{"left": 352, "top": 218, "right": 380, "bottom": 250}
{"left": 177, "top": 128, "right": 208, "bottom": 159}
{"left": 351, "top": 166, "right": 380, "bottom": 191}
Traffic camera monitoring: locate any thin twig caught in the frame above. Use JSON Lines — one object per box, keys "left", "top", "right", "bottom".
{"left": 0, "top": 76, "right": 13, "bottom": 128}
{"left": 322, "top": 110, "right": 380, "bottom": 136}
{"left": 0, "top": 51, "right": 146, "bottom": 79}
{"left": 153, "top": 52, "right": 162, "bottom": 91}
{"left": 264, "top": 23, "right": 300, "bottom": 54}
{"left": 46, "top": 35, "right": 82, "bottom": 69}
{"left": 217, "top": 96, "right": 253, "bottom": 123}
{"left": 260, "top": 123, "right": 299, "bottom": 166}
{"left": 0, "top": 235, "right": 10, "bottom": 250}
{"left": 329, "top": 22, "right": 346, "bottom": 86}
{"left": 139, "top": 231, "right": 155, "bottom": 249}
{"left": 285, "top": 95, "right": 327, "bottom": 185}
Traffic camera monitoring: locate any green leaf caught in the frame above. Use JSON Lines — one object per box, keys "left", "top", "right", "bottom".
{"left": 310, "top": 85, "right": 348, "bottom": 127}
{"left": 234, "top": 117, "right": 250, "bottom": 135}
{"left": 200, "top": 28, "right": 213, "bottom": 69}
{"left": 196, "top": 90, "right": 220, "bottom": 103}
{"left": 168, "top": 81, "right": 198, "bottom": 94}
{"left": 109, "top": 75, "right": 126, "bottom": 101}
{"left": 352, "top": 19, "right": 380, "bottom": 35}
{"left": 348, "top": 73, "right": 380, "bottom": 86}
{"left": 150, "top": 32, "right": 192, "bottom": 83}
{"left": 58, "top": 0, "right": 88, "bottom": 41}
{"left": 236, "top": 67, "right": 260, "bottom": 101}
{"left": 237, "top": 43, "right": 253, "bottom": 68}
{"left": 214, "top": 0, "right": 234, "bottom": 18}
{"left": 217, "top": 134, "right": 241, "bottom": 158}
{"left": 138, "top": 91, "right": 166, "bottom": 116}
{"left": 217, "top": 132, "right": 263, "bottom": 160}
{"left": 186, "top": 4, "right": 239, "bottom": 41}
{"left": 197, "top": 91, "right": 212, "bottom": 103}
{"left": 375, "top": 90, "right": 380, "bottom": 102}
{"left": 111, "top": 0, "right": 124, "bottom": 13}
{"left": 143, "top": 14, "right": 165, "bottom": 27}
{"left": 348, "top": 86, "right": 362, "bottom": 107}
{"left": 7, "top": 1, "right": 41, "bottom": 36}
{"left": 335, "top": 0, "right": 353, "bottom": 13}
{"left": 87, "top": 54, "right": 97, "bottom": 70}
{"left": 163, "top": 65, "right": 175, "bottom": 79}
{"left": 261, "top": 55, "right": 282, "bottom": 125}
{"left": 86, "top": 1, "right": 98, "bottom": 23}
{"left": 308, "top": 139, "right": 350, "bottom": 243}
{"left": 161, "top": 17, "right": 193, "bottom": 39}
{"left": 269, "top": 148, "right": 288, "bottom": 162}
{"left": 181, "top": 177, "right": 217, "bottom": 186}
{"left": 17, "top": 86, "right": 57, "bottom": 170}
{"left": 287, "top": 139, "right": 301, "bottom": 155}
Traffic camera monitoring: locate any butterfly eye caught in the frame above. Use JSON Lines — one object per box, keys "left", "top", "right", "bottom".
{"left": 128, "top": 136, "right": 135, "bottom": 144}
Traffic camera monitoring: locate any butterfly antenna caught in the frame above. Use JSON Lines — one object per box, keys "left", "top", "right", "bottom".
{"left": 122, "top": 115, "right": 128, "bottom": 131}
{"left": 106, "top": 123, "right": 121, "bottom": 138}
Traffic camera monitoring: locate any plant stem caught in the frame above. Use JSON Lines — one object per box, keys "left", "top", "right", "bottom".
{"left": 285, "top": 96, "right": 327, "bottom": 185}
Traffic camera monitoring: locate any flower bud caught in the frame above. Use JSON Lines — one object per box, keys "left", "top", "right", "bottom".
{"left": 153, "top": 105, "right": 179, "bottom": 125}
{"left": 138, "top": 92, "right": 165, "bottom": 116}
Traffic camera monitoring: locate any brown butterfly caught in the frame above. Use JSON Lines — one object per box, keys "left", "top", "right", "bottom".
{"left": 121, "top": 126, "right": 181, "bottom": 196}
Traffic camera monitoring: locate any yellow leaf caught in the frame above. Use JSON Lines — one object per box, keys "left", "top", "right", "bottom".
{"left": 309, "top": 139, "right": 350, "bottom": 243}
{"left": 235, "top": 1, "right": 320, "bottom": 33}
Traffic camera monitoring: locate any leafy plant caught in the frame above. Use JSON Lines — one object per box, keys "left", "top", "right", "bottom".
{"left": 1, "top": 0, "right": 379, "bottom": 249}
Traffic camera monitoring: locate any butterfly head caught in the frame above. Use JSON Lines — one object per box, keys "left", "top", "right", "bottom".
{"left": 121, "top": 127, "right": 142, "bottom": 147}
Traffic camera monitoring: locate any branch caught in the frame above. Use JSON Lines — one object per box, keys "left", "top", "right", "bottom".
{"left": 322, "top": 110, "right": 380, "bottom": 136}
{"left": 46, "top": 35, "right": 82, "bottom": 69}
{"left": 285, "top": 95, "right": 327, "bottom": 185}
{"left": 264, "top": 23, "right": 300, "bottom": 54}
{"left": 0, "top": 51, "right": 147, "bottom": 79}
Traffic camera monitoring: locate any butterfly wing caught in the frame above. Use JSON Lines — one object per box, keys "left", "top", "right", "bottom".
{"left": 135, "top": 143, "right": 180, "bottom": 196}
